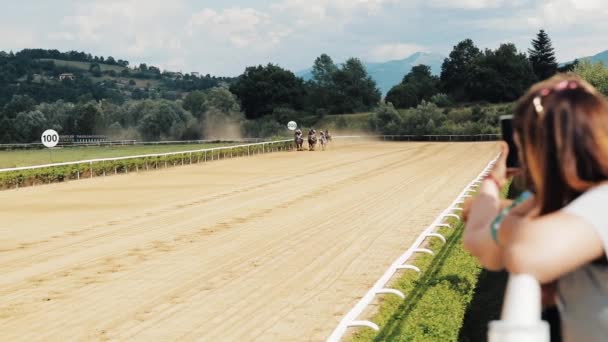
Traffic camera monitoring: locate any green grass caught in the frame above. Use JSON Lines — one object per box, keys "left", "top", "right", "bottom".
{"left": 0, "top": 143, "right": 237, "bottom": 168}
{"left": 0, "top": 141, "right": 293, "bottom": 189}
{"left": 349, "top": 183, "right": 512, "bottom": 342}
{"left": 349, "top": 222, "right": 485, "bottom": 342}
{"left": 95, "top": 76, "right": 162, "bottom": 88}
{"left": 39, "top": 59, "right": 127, "bottom": 73}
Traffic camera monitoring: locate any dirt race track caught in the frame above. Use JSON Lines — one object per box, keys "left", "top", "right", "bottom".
{"left": 0, "top": 140, "right": 497, "bottom": 341}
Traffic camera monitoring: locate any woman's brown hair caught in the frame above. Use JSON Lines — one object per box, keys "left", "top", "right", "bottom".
{"left": 514, "top": 73, "right": 608, "bottom": 215}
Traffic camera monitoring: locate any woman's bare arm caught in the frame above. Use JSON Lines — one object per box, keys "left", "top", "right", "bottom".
{"left": 463, "top": 180, "right": 504, "bottom": 270}
{"left": 499, "top": 210, "right": 604, "bottom": 283}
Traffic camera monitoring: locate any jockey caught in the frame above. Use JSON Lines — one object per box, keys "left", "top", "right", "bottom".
{"left": 295, "top": 129, "right": 302, "bottom": 136}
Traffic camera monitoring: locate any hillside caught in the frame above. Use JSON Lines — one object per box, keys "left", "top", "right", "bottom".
{"left": 0, "top": 49, "right": 235, "bottom": 108}
{"left": 562, "top": 49, "right": 608, "bottom": 66}
{"left": 297, "top": 52, "right": 446, "bottom": 95}
{"left": 588, "top": 49, "right": 608, "bottom": 64}
{"left": 38, "top": 59, "right": 127, "bottom": 73}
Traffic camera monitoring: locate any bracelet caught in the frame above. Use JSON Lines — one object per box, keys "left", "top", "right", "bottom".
{"left": 490, "top": 191, "right": 533, "bottom": 244}
{"left": 491, "top": 208, "right": 508, "bottom": 244}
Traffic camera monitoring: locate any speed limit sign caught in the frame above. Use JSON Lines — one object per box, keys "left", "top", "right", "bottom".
{"left": 41, "top": 129, "right": 59, "bottom": 148}
{"left": 287, "top": 121, "right": 297, "bottom": 131}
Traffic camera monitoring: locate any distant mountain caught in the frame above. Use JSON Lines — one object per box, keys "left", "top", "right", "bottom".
{"left": 563, "top": 49, "right": 608, "bottom": 66}
{"left": 586, "top": 49, "right": 608, "bottom": 64}
{"left": 297, "top": 52, "right": 446, "bottom": 96}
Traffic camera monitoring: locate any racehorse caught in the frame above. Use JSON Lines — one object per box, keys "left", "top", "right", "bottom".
{"left": 308, "top": 129, "right": 317, "bottom": 151}
{"left": 325, "top": 130, "right": 332, "bottom": 142}
{"left": 319, "top": 131, "right": 327, "bottom": 151}
{"left": 294, "top": 129, "right": 304, "bottom": 151}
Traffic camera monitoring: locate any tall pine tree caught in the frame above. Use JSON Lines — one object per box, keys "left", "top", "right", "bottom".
{"left": 528, "top": 29, "right": 558, "bottom": 80}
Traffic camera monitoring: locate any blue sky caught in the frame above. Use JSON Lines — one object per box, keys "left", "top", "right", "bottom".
{"left": 1, "top": 0, "right": 607, "bottom": 75}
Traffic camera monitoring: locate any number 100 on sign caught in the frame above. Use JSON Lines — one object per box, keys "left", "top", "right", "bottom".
{"left": 41, "top": 129, "right": 59, "bottom": 148}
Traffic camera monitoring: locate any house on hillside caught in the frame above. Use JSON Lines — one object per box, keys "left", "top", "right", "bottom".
{"left": 59, "top": 73, "right": 75, "bottom": 81}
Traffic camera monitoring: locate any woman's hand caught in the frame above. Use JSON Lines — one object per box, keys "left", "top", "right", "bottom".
{"left": 488, "top": 142, "right": 521, "bottom": 189}
{"left": 462, "top": 142, "right": 522, "bottom": 270}
{"left": 464, "top": 142, "right": 516, "bottom": 222}
{"left": 463, "top": 198, "right": 513, "bottom": 222}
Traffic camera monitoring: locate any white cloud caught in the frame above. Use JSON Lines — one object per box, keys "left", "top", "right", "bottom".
{"left": 41, "top": 1, "right": 293, "bottom": 74}
{"left": 271, "top": 0, "right": 399, "bottom": 29}
{"left": 48, "top": 0, "right": 187, "bottom": 56}
{"left": 3, "top": 0, "right": 608, "bottom": 75}
{"left": 0, "top": 26, "right": 36, "bottom": 48}
{"left": 367, "top": 43, "right": 429, "bottom": 62}
{"left": 273, "top": 0, "right": 395, "bottom": 16}
{"left": 427, "top": 0, "right": 519, "bottom": 9}
{"left": 474, "top": 0, "right": 608, "bottom": 29}
{"left": 187, "top": 7, "right": 291, "bottom": 48}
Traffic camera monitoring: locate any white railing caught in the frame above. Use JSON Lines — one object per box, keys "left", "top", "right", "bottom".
{"left": 0, "top": 138, "right": 268, "bottom": 150}
{"left": 0, "top": 135, "right": 500, "bottom": 192}
{"left": 0, "top": 139, "right": 292, "bottom": 174}
{"left": 0, "top": 139, "right": 295, "bottom": 189}
{"left": 488, "top": 274, "right": 549, "bottom": 342}
{"left": 327, "top": 156, "right": 499, "bottom": 342}
{"left": 0, "top": 134, "right": 499, "bottom": 173}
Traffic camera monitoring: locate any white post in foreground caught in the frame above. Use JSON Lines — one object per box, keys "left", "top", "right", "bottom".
{"left": 488, "top": 274, "right": 549, "bottom": 342}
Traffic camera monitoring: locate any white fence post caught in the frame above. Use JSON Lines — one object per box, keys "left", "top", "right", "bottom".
{"left": 327, "top": 155, "right": 499, "bottom": 342}
{"left": 488, "top": 274, "right": 549, "bottom": 342}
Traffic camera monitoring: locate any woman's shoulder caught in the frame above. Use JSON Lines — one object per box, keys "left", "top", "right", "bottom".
{"left": 563, "top": 182, "right": 608, "bottom": 231}
{"left": 569, "top": 183, "right": 608, "bottom": 206}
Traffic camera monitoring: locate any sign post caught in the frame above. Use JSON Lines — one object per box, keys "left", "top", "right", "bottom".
{"left": 41, "top": 129, "right": 59, "bottom": 162}
{"left": 287, "top": 121, "right": 297, "bottom": 131}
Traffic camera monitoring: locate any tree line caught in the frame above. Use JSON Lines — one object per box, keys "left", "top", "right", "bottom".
{"left": 2, "top": 30, "right": 607, "bottom": 144}
{"left": 0, "top": 87, "right": 246, "bottom": 143}
{"left": 229, "top": 56, "right": 381, "bottom": 120}
{"left": 385, "top": 30, "right": 582, "bottom": 110}
{"left": 10, "top": 49, "right": 130, "bottom": 67}
{"left": 0, "top": 50, "right": 383, "bottom": 143}
{"left": 371, "top": 30, "right": 608, "bottom": 137}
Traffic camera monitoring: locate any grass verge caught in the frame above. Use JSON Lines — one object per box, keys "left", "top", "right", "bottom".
{"left": 0, "top": 141, "right": 293, "bottom": 190}
{"left": 0, "top": 143, "right": 240, "bottom": 169}
{"left": 349, "top": 222, "right": 484, "bottom": 342}
{"left": 349, "top": 184, "right": 511, "bottom": 342}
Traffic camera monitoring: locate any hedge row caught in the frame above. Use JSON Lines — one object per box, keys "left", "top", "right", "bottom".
{"left": 0, "top": 141, "right": 292, "bottom": 189}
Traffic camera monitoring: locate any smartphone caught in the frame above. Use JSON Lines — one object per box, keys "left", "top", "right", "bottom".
{"left": 500, "top": 115, "right": 520, "bottom": 168}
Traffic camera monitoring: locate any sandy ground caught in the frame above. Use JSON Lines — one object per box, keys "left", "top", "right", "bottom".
{"left": 0, "top": 140, "right": 497, "bottom": 341}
